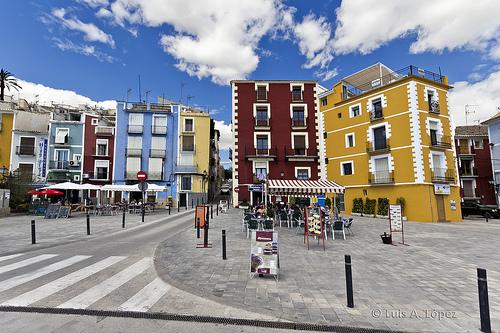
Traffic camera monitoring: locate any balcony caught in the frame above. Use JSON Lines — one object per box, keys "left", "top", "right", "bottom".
{"left": 460, "top": 166, "right": 478, "bottom": 177}
{"left": 148, "top": 171, "right": 163, "bottom": 180}
{"left": 369, "top": 109, "right": 384, "bottom": 122}
{"left": 151, "top": 125, "right": 167, "bottom": 135}
{"left": 48, "top": 160, "right": 80, "bottom": 170}
{"left": 95, "top": 126, "right": 114, "bottom": 136}
{"left": 458, "top": 145, "right": 475, "bottom": 155}
{"left": 461, "top": 187, "right": 480, "bottom": 199}
{"left": 176, "top": 164, "right": 198, "bottom": 174}
{"left": 430, "top": 135, "right": 452, "bottom": 149}
{"left": 284, "top": 147, "right": 318, "bottom": 161}
{"left": 82, "top": 171, "right": 109, "bottom": 181}
{"left": 254, "top": 118, "right": 270, "bottom": 129}
{"left": 150, "top": 148, "right": 166, "bottom": 158}
{"left": 126, "top": 148, "right": 142, "bottom": 157}
{"left": 125, "top": 170, "right": 139, "bottom": 180}
{"left": 245, "top": 146, "right": 277, "bottom": 160}
{"left": 366, "top": 140, "right": 390, "bottom": 154}
{"left": 429, "top": 100, "right": 440, "bottom": 114}
{"left": 128, "top": 124, "right": 143, "bottom": 134}
{"left": 16, "top": 145, "right": 36, "bottom": 156}
{"left": 369, "top": 171, "right": 395, "bottom": 185}
{"left": 291, "top": 119, "right": 307, "bottom": 129}
{"left": 51, "top": 135, "right": 71, "bottom": 146}
{"left": 431, "top": 168, "right": 455, "bottom": 183}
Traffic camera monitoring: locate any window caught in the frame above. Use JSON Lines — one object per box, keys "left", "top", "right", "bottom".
{"left": 337, "top": 112, "right": 342, "bottom": 118}
{"left": 371, "top": 98, "right": 383, "bottom": 119}
{"left": 461, "top": 159, "right": 473, "bottom": 175}
{"left": 182, "top": 135, "right": 195, "bottom": 151}
{"left": 184, "top": 118, "right": 194, "bottom": 132}
{"left": 429, "top": 121, "right": 439, "bottom": 145}
{"left": 373, "top": 156, "right": 390, "bottom": 182}
{"left": 255, "top": 162, "right": 267, "bottom": 181}
{"left": 94, "top": 160, "right": 109, "bottom": 180}
{"left": 349, "top": 105, "right": 361, "bottom": 118}
{"left": 345, "top": 133, "right": 355, "bottom": 148}
{"left": 73, "top": 154, "right": 82, "bottom": 163}
{"left": 292, "top": 107, "right": 305, "bottom": 127}
{"left": 151, "top": 136, "right": 166, "bottom": 157}
{"left": 295, "top": 168, "right": 310, "bottom": 180}
{"left": 128, "top": 114, "right": 143, "bottom": 133}
{"left": 152, "top": 116, "right": 167, "bottom": 134}
{"left": 372, "top": 126, "right": 387, "bottom": 150}
{"left": 432, "top": 153, "right": 445, "bottom": 177}
{"left": 91, "top": 118, "right": 99, "bottom": 126}
{"left": 55, "top": 128, "right": 69, "bottom": 144}
{"left": 256, "top": 135, "right": 269, "bottom": 152}
{"left": 126, "top": 157, "right": 141, "bottom": 178}
{"left": 427, "top": 90, "right": 435, "bottom": 110}
{"left": 255, "top": 106, "right": 269, "bottom": 126}
{"left": 18, "top": 137, "right": 35, "bottom": 155}
{"left": 293, "top": 134, "right": 306, "bottom": 155}
{"left": 96, "top": 139, "right": 108, "bottom": 156}
{"left": 17, "top": 163, "right": 33, "bottom": 179}
{"left": 127, "top": 136, "right": 142, "bottom": 156}
{"left": 291, "top": 85, "right": 302, "bottom": 101}
{"left": 473, "top": 139, "right": 483, "bottom": 149}
{"left": 54, "top": 150, "right": 69, "bottom": 169}
{"left": 148, "top": 158, "right": 163, "bottom": 180}
{"left": 321, "top": 97, "right": 328, "bottom": 106}
{"left": 341, "top": 161, "right": 353, "bottom": 175}
{"left": 256, "top": 85, "right": 267, "bottom": 100}
{"left": 181, "top": 175, "right": 192, "bottom": 191}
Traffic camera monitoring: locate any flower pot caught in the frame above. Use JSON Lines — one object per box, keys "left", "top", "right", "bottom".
{"left": 380, "top": 233, "right": 392, "bottom": 244}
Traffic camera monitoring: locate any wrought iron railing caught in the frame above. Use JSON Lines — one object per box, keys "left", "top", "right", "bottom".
{"left": 366, "top": 140, "right": 390, "bottom": 153}
{"left": 128, "top": 124, "right": 143, "bottom": 134}
{"left": 16, "top": 145, "right": 35, "bottom": 156}
{"left": 151, "top": 125, "right": 167, "bottom": 135}
{"left": 369, "top": 171, "right": 394, "bottom": 184}
{"left": 126, "top": 148, "right": 142, "bottom": 156}
{"left": 431, "top": 168, "right": 455, "bottom": 183}
{"left": 430, "top": 135, "right": 452, "bottom": 149}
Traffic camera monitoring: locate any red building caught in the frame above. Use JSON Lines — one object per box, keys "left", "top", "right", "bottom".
{"left": 82, "top": 113, "right": 115, "bottom": 201}
{"left": 231, "top": 80, "right": 324, "bottom": 206}
{"left": 455, "top": 125, "right": 496, "bottom": 205}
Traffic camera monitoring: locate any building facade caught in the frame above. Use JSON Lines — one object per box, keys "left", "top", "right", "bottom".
{"left": 231, "top": 80, "right": 322, "bottom": 206}
{"left": 208, "top": 125, "right": 222, "bottom": 200}
{"left": 113, "top": 101, "right": 179, "bottom": 205}
{"left": 0, "top": 100, "right": 15, "bottom": 175}
{"left": 481, "top": 113, "right": 500, "bottom": 206}
{"left": 320, "top": 64, "right": 461, "bottom": 222}
{"left": 454, "top": 125, "right": 496, "bottom": 205}
{"left": 177, "top": 108, "right": 212, "bottom": 206}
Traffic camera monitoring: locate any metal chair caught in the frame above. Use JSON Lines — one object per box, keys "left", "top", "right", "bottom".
{"left": 333, "top": 221, "right": 346, "bottom": 240}
{"left": 247, "top": 219, "right": 259, "bottom": 238}
{"left": 344, "top": 218, "right": 354, "bottom": 235}
{"left": 263, "top": 219, "right": 274, "bottom": 231}
{"left": 242, "top": 214, "right": 253, "bottom": 232}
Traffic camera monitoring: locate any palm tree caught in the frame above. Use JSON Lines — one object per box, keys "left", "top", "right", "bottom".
{"left": 0, "top": 69, "right": 21, "bottom": 101}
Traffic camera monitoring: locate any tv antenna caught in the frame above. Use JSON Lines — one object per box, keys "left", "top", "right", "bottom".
{"left": 465, "top": 104, "right": 478, "bottom": 125}
{"left": 179, "top": 83, "right": 186, "bottom": 104}
{"left": 145, "top": 90, "right": 152, "bottom": 104}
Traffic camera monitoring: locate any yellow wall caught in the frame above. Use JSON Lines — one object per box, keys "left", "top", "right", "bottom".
{"left": 321, "top": 76, "right": 462, "bottom": 222}
{"left": 0, "top": 112, "right": 14, "bottom": 171}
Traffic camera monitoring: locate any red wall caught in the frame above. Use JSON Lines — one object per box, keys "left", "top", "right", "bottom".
{"left": 83, "top": 114, "right": 114, "bottom": 185}
{"left": 473, "top": 138, "right": 496, "bottom": 205}
{"left": 235, "top": 82, "right": 319, "bottom": 202}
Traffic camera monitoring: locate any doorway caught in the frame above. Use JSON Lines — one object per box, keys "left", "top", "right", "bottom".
{"left": 251, "top": 191, "right": 263, "bottom": 206}
{"left": 436, "top": 195, "right": 446, "bottom": 222}
{"left": 179, "top": 192, "right": 187, "bottom": 207}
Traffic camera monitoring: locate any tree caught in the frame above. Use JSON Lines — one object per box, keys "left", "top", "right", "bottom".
{"left": 0, "top": 68, "right": 21, "bottom": 101}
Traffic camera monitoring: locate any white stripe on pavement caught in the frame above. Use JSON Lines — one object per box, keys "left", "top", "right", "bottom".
{"left": 118, "top": 277, "right": 170, "bottom": 312}
{"left": 0, "top": 255, "right": 91, "bottom": 293}
{"left": 0, "top": 254, "right": 58, "bottom": 275}
{"left": 0, "top": 253, "right": 25, "bottom": 263}
{"left": 58, "top": 258, "right": 151, "bottom": 309}
{"left": 1, "top": 256, "right": 125, "bottom": 307}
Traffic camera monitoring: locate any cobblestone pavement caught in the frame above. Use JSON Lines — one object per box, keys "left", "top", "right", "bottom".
{"left": 0, "top": 208, "right": 192, "bottom": 255}
{"left": 155, "top": 208, "right": 500, "bottom": 333}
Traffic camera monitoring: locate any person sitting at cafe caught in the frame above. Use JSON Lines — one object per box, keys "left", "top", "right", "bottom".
{"left": 256, "top": 205, "right": 265, "bottom": 216}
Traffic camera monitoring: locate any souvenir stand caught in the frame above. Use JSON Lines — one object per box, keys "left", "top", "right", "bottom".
{"left": 304, "top": 206, "right": 325, "bottom": 250}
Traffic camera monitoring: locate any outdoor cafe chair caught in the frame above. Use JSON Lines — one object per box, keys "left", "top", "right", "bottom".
{"left": 279, "top": 210, "right": 289, "bottom": 228}
{"left": 294, "top": 213, "right": 305, "bottom": 234}
{"left": 263, "top": 219, "right": 274, "bottom": 231}
{"left": 242, "top": 214, "right": 253, "bottom": 232}
{"left": 332, "top": 221, "right": 346, "bottom": 240}
{"left": 247, "top": 219, "right": 259, "bottom": 238}
{"left": 344, "top": 218, "right": 354, "bottom": 235}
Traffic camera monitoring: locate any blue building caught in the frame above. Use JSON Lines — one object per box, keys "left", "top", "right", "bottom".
{"left": 482, "top": 113, "right": 500, "bottom": 206}
{"left": 113, "top": 100, "right": 179, "bottom": 205}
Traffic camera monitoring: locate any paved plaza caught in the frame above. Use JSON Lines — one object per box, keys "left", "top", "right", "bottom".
{"left": 155, "top": 207, "right": 500, "bottom": 333}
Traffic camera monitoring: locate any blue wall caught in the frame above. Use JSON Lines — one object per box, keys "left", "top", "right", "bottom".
{"left": 47, "top": 121, "right": 84, "bottom": 174}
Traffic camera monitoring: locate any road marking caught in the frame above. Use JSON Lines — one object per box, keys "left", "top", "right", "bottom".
{"left": 58, "top": 258, "right": 151, "bottom": 309}
{"left": 0, "top": 253, "right": 25, "bottom": 263}
{"left": 1, "top": 256, "right": 125, "bottom": 307}
{"left": 0, "top": 254, "right": 58, "bottom": 275}
{"left": 118, "top": 277, "right": 170, "bottom": 312}
{"left": 0, "top": 255, "right": 91, "bottom": 293}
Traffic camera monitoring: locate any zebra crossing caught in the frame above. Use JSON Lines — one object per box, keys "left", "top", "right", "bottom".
{"left": 0, "top": 252, "right": 171, "bottom": 312}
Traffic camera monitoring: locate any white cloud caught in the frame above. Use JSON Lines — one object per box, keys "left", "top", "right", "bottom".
{"left": 449, "top": 71, "right": 500, "bottom": 126}
{"left": 294, "top": 14, "right": 333, "bottom": 69}
{"left": 314, "top": 68, "right": 338, "bottom": 81}
{"left": 333, "top": 0, "right": 500, "bottom": 58}
{"left": 52, "top": 38, "right": 115, "bottom": 62}
{"left": 214, "top": 120, "right": 232, "bottom": 150}
{"left": 5, "top": 78, "right": 116, "bottom": 110}
{"left": 79, "top": 0, "right": 109, "bottom": 8}
{"left": 52, "top": 7, "right": 115, "bottom": 48}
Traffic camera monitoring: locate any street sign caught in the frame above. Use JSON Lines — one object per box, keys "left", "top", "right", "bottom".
{"left": 248, "top": 184, "right": 263, "bottom": 192}
{"left": 138, "top": 181, "right": 149, "bottom": 192}
{"left": 137, "top": 171, "right": 148, "bottom": 182}
{"left": 234, "top": 187, "right": 240, "bottom": 193}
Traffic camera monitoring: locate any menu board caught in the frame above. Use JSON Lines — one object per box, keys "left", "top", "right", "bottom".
{"left": 45, "top": 204, "right": 61, "bottom": 219}
{"left": 250, "top": 231, "right": 278, "bottom": 276}
{"left": 389, "top": 204, "right": 402, "bottom": 232}
{"left": 195, "top": 205, "right": 207, "bottom": 228}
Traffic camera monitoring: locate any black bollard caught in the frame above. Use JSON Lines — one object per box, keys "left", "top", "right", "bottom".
{"left": 222, "top": 229, "right": 227, "bottom": 260}
{"left": 178, "top": 201, "right": 180, "bottom": 213}
{"left": 142, "top": 204, "right": 145, "bottom": 223}
{"left": 31, "top": 220, "right": 36, "bottom": 244}
{"left": 216, "top": 203, "right": 219, "bottom": 216}
{"left": 186, "top": 201, "right": 188, "bottom": 211}
{"left": 197, "top": 218, "right": 201, "bottom": 239}
{"left": 168, "top": 203, "right": 171, "bottom": 215}
{"left": 122, "top": 210, "right": 126, "bottom": 228}
{"left": 191, "top": 199, "right": 194, "bottom": 209}
{"left": 485, "top": 212, "right": 490, "bottom": 223}
{"left": 345, "top": 255, "right": 354, "bottom": 308}
{"left": 86, "top": 213, "right": 91, "bottom": 235}
{"left": 477, "top": 268, "right": 491, "bottom": 333}
{"left": 211, "top": 205, "right": 213, "bottom": 219}
{"left": 206, "top": 205, "right": 210, "bottom": 228}
{"left": 203, "top": 221, "right": 209, "bottom": 247}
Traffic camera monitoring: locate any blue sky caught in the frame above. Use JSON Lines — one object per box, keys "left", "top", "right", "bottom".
{"left": 2, "top": 0, "right": 500, "bottom": 164}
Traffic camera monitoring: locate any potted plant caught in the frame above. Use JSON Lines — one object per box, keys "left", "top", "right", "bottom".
{"left": 380, "top": 232, "right": 392, "bottom": 244}
{"left": 396, "top": 197, "right": 407, "bottom": 220}
{"left": 377, "top": 198, "right": 389, "bottom": 218}
{"left": 351, "top": 198, "right": 363, "bottom": 216}
{"left": 363, "top": 198, "right": 376, "bottom": 218}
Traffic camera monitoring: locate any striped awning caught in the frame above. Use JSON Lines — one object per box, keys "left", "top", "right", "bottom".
{"left": 267, "top": 179, "right": 344, "bottom": 195}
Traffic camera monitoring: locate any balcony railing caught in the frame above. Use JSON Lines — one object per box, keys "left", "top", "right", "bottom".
{"left": 126, "top": 148, "right": 142, "bottom": 157}
{"left": 369, "top": 109, "right": 384, "bottom": 121}
{"left": 366, "top": 140, "right": 390, "bottom": 153}
{"left": 458, "top": 145, "right": 475, "bottom": 155}
{"left": 462, "top": 187, "right": 480, "bottom": 198}
{"left": 292, "top": 119, "right": 306, "bottom": 127}
{"left": 245, "top": 146, "right": 277, "bottom": 159}
{"left": 95, "top": 126, "right": 114, "bottom": 136}
{"left": 125, "top": 170, "right": 139, "bottom": 179}
{"left": 82, "top": 171, "right": 109, "bottom": 181}
{"left": 48, "top": 160, "right": 80, "bottom": 169}
{"left": 128, "top": 124, "right": 143, "bottom": 134}
{"left": 460, "top": 166, "right": 478, "bottom": 177}
{"left": 177, "top": 164, "right": 198, "bottom": 174}
{"left": 430, "top": 135, "right": 452, "bottom": 149}
{"left": 148, "top": 171, "right": 163, "bottom": 180}
{"left": 284, "top": 147, "right": 318, "bottom": 160}
{"left": 16, "top": 145, "right": 35, "bottom": 156}
{"left": 431, "top": 168, "right": 455, "bottom": 183}
{"left": 151, "top": 125, "right": 167, "bottom": 135}
{"left": 369, "top": 171, "right": 394, "bottom": 185}
{"left": 429, "top": 100, "right": 440, "bottom": 114}
{"left": 255, "top": 119, "right": 270, "bottom": 127}
{"left": 150, "top": 148, "right": 166, "bottom": 158}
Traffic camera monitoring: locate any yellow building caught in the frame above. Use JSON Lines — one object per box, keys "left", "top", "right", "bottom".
{"left": 0, "top": 101, "right": 14, "bottom": 175}
{"left": 319, "top": 64, "right": 461, "bottom": 222}
{"left": 177, "top": 108, "right": 211, "bottom": 206}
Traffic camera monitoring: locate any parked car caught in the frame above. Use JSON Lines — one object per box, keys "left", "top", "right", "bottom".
{"left": 461, "top": 201, "right": 500, "bottom": 218}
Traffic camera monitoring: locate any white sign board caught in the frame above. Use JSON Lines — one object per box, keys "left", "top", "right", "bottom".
{"left": 434, "top": 184, "right": 450, "bottom": 195}
{"left": 389, "top": 204, "right": 402, "bottom": 232}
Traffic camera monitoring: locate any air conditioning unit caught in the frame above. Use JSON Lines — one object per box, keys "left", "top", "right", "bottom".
{"left": 69, "top": 160, "right": 80, "bottom": 166}
{"left": 74, "top": 174, "right": 81, "bottom": 182}
{"left": 82, "top": 173, "right": 90, "bottom": 179}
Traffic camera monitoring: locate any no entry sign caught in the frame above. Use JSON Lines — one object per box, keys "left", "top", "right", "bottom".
{"left": 137, "top": 171, "right": 148, "bottom": 182}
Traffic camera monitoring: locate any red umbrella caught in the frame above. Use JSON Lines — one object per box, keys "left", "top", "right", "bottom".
{"left": 37, "top": 189, "right": 64, "bottom": 196}
{"left": 28, "top": 190, "right": 42, "bottom": 195}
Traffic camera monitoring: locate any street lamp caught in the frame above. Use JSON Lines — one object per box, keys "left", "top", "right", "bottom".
{"left": 280, "top": 171, "right": 285, "bottom": 178}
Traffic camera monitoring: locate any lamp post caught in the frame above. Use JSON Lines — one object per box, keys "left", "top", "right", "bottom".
{"left": 202, "top": 170, "right": 208, "bottom": 204}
